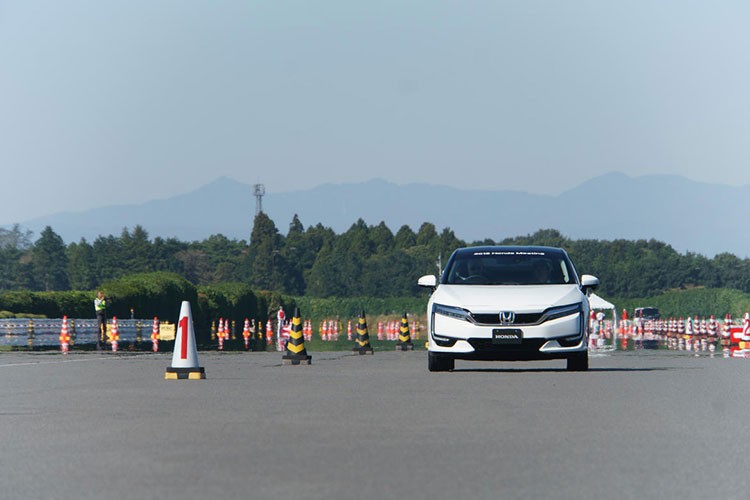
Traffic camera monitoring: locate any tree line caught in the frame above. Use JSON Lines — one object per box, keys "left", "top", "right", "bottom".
{"left": 1, "top": 218, "right": 749, "bottom": 300}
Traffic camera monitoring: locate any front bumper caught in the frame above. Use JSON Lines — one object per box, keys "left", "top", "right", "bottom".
{"left": 429, "top": 304, "right": 587, "bottom": 361}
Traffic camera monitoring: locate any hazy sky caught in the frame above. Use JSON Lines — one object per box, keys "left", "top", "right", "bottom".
{"left": 2, "top": 1, "right": 748, "bottom": 224}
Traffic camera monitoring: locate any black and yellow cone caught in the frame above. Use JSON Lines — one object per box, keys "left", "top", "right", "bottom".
{"left": 352, "top": 310, "right": 374, "bottom": 355}
{"left": 282, "top": 308, "right": 312, "bottom": 365}
{"left": 396, "top": 312, "right": 414, "bottom": 351}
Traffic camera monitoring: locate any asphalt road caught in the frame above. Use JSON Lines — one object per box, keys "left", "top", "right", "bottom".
{"left": 1, "top": 347, "right": 749, "bottom": 500}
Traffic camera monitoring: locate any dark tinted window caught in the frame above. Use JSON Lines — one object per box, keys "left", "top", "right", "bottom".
{"left": 444, "top": 249, "right": 577, "bottom": 285}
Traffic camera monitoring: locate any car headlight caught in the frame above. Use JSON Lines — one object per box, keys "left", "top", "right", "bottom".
{"left": 433, "top": 303, "right": 471, "bottom": 321}
{"left": 540, "top": 303, "right": 581, "bottom": 322}
{"left": 544, "top": 303, "right": 585, "bottom": 347}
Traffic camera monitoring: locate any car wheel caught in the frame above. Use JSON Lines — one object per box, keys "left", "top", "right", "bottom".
{"left": 428, "top": 352, "right": 454, "bottom": 372}
{"left": 566, "top": 350, "right": 589, "bottom": 371}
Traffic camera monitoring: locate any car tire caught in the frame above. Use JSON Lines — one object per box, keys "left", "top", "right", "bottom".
{"left": 428, "top": 352, "right": 454, "bottom": 372}
{"left": 566, "top": 350, "right": 589, "bottom": 371}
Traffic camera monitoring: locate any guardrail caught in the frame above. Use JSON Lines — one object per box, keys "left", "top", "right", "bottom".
{"left": 0, "top": 318, "right": 174, "bottom": 348}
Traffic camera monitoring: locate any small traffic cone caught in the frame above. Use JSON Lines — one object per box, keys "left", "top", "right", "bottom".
{"left": 266, "top": 319, "right": 273, "bottom": 345}
{"left": 396, "top": 313, "right": 414, "bottom": 351}
{"left": 347, "top": 320, "right": 352, "bottom": 341}
{"left": 59, "top": 315, "right": 70, "bottom": 354}
{"left": 353, "top": 310, "right": 374, "bottom": 355}
{"left": 282, "top": 307, "right": 312, "bottom": 365}
{"left": 304, "top": 319, "right": 312, "bottom": 342}
{"left": 110, "top": 316, "right": 119, "bottom": 352}
{"left": 242, "top": 318, "right": 251, "bottom": 350}
{"left": 151, "top": 317, "right": 160, "bottom": 352}
{"left": 218, "top": 317, "right": 225, "bottom": 351}
{"left": 165, "top": 301, "right": 206, "bottom": 380}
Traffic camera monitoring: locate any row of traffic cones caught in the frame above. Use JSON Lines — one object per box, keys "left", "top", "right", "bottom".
{"left": 163, "top": 304, "right": 418, "bottom": 379}
{"left": 60, "top": 316, "right": 163, "bottom": 353}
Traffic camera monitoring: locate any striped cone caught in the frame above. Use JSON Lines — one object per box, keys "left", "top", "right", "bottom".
{"left": 353, "top": 310, "right": 374, "bottom": 355}
{"left": 218, "top": 318, "right": 225, "bottom": 351}
{"left": 282, "top": 308, "right": 312, "bottom": 365}
{"left": 242, "top": 318, "right": 251, "bottom": 350}
{"left": 110, "top": 317, "right": 119, "bottom": 352}
{"left": 165, "top": 301, "right": 206, "bottom": 380}
{"left": 396, "top": 313, "right": 414, "bottom": 351}
{"left": 59, "top": 316, "right": 70, "bottom": 354}
{"left": 151, "top": 317, "right": 160, "bottom": 352}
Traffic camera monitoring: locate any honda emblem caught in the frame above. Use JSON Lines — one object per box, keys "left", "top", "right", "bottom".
{"left": 499, "top": 311, "right": 515, "bottom": 324}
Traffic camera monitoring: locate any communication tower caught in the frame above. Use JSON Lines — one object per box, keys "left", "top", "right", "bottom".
{"left": 254, "top": 184, "right": 266, "bottom": 216}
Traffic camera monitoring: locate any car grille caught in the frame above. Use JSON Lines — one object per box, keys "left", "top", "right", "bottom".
{"left": 470, "top": 312, "right": 543, "bottom": 325}
{"left": 467, "top": 338, "right": 547, "bottom": 352}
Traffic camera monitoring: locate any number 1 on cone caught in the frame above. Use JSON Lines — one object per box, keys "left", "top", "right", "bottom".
{"left": 179, "top": 316, "right": 189, "bottom": 359}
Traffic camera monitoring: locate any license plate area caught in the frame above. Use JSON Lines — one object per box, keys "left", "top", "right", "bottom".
{"left": 492, "top": 328, "right": 523, "bottom": 345}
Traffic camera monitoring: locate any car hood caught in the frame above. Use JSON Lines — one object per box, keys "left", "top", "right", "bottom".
{"left": 432, "top": 284, "right": 585, "bottom": 313}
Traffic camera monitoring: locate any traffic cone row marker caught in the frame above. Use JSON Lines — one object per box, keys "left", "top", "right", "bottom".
{"left": 59, "top": 316, "right": 70, "bottom": 354}
{"left": 396, "top": 312, "right": 414, "bottom": 351}
{"left": 282, "top": 308, "right": 312, "bottom": 365}
{"left": 353, "top": 310, "right": 374, "bottom": 355}
{"left": 165, "top": 301, "right": 205, "bottom": 380}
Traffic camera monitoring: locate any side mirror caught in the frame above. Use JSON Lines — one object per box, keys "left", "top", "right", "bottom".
{"left": 418, "top": 275, "right": 437, "bottom": 288}
{"left": 580, "top": 274, "right": 599, "bottom": 294}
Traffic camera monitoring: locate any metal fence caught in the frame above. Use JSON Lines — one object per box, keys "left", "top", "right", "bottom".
{"left": 0, "top": 318, "right": 170, "bottom": 348}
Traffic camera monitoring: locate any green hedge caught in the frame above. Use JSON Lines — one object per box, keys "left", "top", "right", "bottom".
{"left": 607, "top": 287, "right": 750, "bottom": 319}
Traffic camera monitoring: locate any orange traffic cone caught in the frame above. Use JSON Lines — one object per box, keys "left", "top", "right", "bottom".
{"left": 110, "top": 316, "right": 119, "bottom": 352}
{"left": 218, "top": 317, "right": 225, "bottom": 351}
{"left": 242, "top": 318, "right": 251, "bottom": 350}
{"left": 59, "top": 316, "right": 70, "bottom": 354}
{"left": 165, "top": 301, "right": 205, "bottom": 380}
{"left": 151, "top": 317, "right": 160, "bottom": 352}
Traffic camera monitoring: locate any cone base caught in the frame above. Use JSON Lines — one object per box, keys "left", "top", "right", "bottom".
{"left": 395, "top": 343, "right": 415, "bottom": 351}
{"left": 353, "top": 347, "right": 374, "bottom": 355}
{"left": 165, "top": 367, "right": 206, "bottom": 380}
{"left": 282, "top": 354, "right": 312, "bottom": 365}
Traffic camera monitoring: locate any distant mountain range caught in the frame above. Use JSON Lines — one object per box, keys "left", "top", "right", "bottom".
{"left": 7, "top": 173, "right": 750, "bottom": 258}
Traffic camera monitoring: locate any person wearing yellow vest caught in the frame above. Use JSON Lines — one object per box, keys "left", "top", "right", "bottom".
{"left": 94, "top": 290, "right": 109, "bottom": 349}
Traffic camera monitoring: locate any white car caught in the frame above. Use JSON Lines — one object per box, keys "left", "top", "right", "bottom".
{"left": 418, "top": 246, "right": 599, "bottom": 372}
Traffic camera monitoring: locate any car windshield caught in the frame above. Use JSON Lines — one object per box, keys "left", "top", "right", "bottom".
{"left": 444, "top": 250, "right": 576, "bottom": 286}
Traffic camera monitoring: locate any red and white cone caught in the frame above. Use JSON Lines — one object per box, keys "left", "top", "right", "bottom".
{"left": 110, "top": 316, "right": 119, "bottom": 352}
{"left": 151, "top": 317, "right": 160, "bottom": 352}
{"left": 59, "top": 315, "right": 70, "bottom": 354}
{"left": 165, "top": 301, "right": 205, "bottom": 380}
{"left": 347, "top": 320, "right": 353, "bottom": 341}
{"left": 266, "top": 319, "right": 273, "bottom": 345}
{"left": 218, "top": 318, "right": 225, "bottom": 351}
{"left": 242, "top": 318, "right": 251, "bottom": 350}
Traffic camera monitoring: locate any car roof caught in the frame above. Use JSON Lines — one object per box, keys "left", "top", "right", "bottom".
{"left": 452, "top": 245, "right": 568, "bottom": 256}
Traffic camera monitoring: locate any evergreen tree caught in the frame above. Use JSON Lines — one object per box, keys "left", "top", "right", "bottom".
{"left": 394, "top": 225, "right": 417, "bottom": 249}
{"left": 31, "top": 226, "right": 69, "bottom": 291}
{"left": 67, "top": 238, "right": 96, "bottom": 290}
{"left": 244, "top": 212, "right": 284, "bottom": 290}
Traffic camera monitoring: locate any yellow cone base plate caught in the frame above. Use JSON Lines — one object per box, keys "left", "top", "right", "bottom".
{"left": 165, "top": 367, "right": 206, "bottom": 380}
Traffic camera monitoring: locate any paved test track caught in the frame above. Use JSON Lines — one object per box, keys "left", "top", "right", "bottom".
{"left": 0, "top": 349, "right": 748, "bottom": 500}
